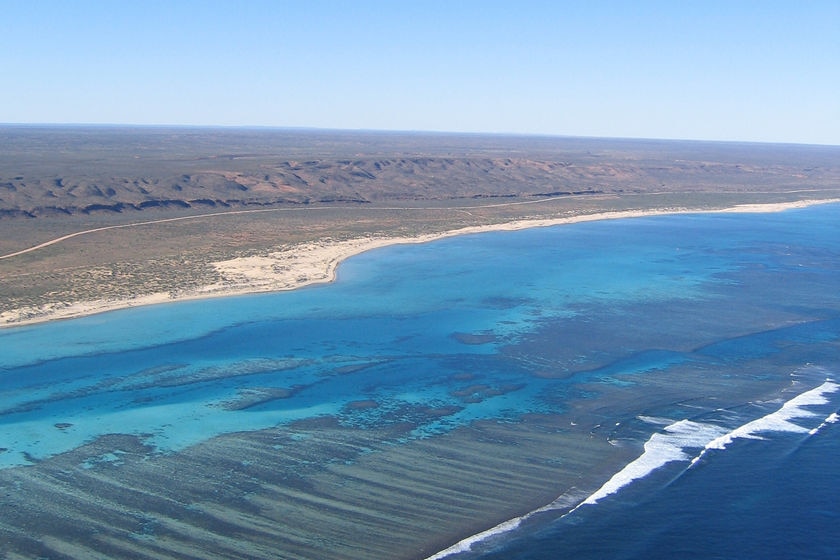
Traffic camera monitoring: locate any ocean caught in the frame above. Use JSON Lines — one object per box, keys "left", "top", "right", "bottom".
{"left": 1, "top": 203, "right": 838, "bottom": 559}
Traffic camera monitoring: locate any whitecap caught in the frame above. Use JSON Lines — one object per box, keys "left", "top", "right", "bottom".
{"left": 424, "top": 517, "right": 524, "bottom": 560}
{"left": 637, "top": 415, "right": 677, "bottom": 426}
{"left": 423, "top": 490, "right": 586, "bottom": 560}
{"left": 423, "top": 380, "right": 839, "bottom": 559}
{"left": 809, "top": 411, "right": 839, "bottom": 435}
{"left": 422, "top": 420, "right": 728, "bottom": 559}
{"left": 580, "top": 419, "right": 727, "bottom": 506}
{"left": 691, "top": 380, "right": 839, "bottom": 464}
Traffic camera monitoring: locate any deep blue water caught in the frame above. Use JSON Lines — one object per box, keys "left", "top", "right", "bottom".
{"left": 446, "top": 382, "right": 840, "bottom": 560}
{"left": 1, "top": 203, "right": 839, "bottom": 558}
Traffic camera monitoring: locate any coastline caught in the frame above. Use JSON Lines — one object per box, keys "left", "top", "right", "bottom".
{"left": 2, "top": 198, "right": 837, "bottom": 329}
{"left": 3, "top": 193, "right": 840, "bottom": 560}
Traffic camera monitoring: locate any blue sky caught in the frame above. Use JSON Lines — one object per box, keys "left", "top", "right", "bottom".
{"left": 1, "top": 1, "right": 838, "bottom": 144}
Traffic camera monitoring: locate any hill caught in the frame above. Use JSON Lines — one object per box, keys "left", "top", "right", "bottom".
{"left": 1, "top": 126, "right": 839, "bottom": 325}
{"left": 3, "top": 127, "right": 838, "bottom": 219}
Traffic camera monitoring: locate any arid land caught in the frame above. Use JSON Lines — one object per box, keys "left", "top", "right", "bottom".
{"left": 2, "top": 126, "right": 840, "bottom": 326}
{"left": 2, "top": 127, "right": 840, "bottom": 560}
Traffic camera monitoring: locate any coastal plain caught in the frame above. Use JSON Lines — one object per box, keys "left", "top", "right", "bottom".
{"left": 2, "top": 127, "right": 840, "bottom": 325}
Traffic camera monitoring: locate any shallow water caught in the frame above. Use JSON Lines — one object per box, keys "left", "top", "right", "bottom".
{"left": 1, "top": 204, "right": 838, "bottom": 559}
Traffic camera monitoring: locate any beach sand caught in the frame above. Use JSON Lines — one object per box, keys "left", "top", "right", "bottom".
{"left": 2, "top": 198, "right": 836, "bottom": 559}
{"left": 2, "top": 199, "right": 837, "bottom": 328}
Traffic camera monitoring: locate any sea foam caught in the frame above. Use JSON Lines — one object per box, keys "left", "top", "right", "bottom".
{"left": 811, "top": 411, "right": 840, "bottom": 435}
{"left": 691, "top": 380, "right": 839, "bottom": 465}
{"left": 581, "top": 419, "right": 727, "bottom": 506}
{"left": 423, "top": 491, "right": 585, "bottom": 560}
{"left": 424, "top": 380, "right": 839, "bottom": 559}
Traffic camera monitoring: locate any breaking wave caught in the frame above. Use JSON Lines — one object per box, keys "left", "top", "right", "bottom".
{"left": 580, "top": 420, "right": 727, "bottom": 506}
{"left": 690, "top": 380, "right": 839, "bottom": 465}
{"left": 424, "top": 379, "right": 838, "bottom": 559}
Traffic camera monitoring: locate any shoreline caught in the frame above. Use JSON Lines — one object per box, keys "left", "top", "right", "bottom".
{"left": 2, "top": 198, "right": 837, "bottom": 329}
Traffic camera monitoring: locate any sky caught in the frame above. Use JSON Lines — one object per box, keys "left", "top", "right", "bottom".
{"left": 1, "top": 1, "right": 838, "bottom": 145}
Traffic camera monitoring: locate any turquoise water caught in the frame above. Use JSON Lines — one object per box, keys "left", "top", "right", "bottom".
{"left": 0, "top": 212, "right": 740, "bottom": 466}
{"left": 1, "top": 204, "right": 839, "bottom": 558}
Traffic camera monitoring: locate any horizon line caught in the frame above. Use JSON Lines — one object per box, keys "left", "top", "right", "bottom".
{"left": 1, "top": 122, "right": 838, "bottom": 149}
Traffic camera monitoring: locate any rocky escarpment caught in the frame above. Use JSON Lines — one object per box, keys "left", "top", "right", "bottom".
{"left": 0, "top": 157, "right": 610, "bottom": 217}
{"left": 2, "top": 127, "right": 838, "bottom": 218}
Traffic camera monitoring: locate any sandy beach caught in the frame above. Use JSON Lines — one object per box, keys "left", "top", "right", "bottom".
{"left": 2, "top": 198, "right": 837, "bottom": 328}
{"left": 2, "top": 195, "right": 839, "bottom": 560}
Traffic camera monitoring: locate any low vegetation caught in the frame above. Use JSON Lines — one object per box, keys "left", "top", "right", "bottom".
{"left": 2, "top": 126, "right": 839, "bottom": 317}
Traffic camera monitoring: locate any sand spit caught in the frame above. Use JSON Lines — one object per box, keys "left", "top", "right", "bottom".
{"left": 2, "top": 198, "right": 838, "bottom": 328}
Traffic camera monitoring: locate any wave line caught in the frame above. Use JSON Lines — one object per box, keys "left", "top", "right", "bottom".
{"left": 423, "top": 378, "right": 838, "bottom": 560}
{"left": 690, "top": 379, "right": 839, "bottom": 466}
